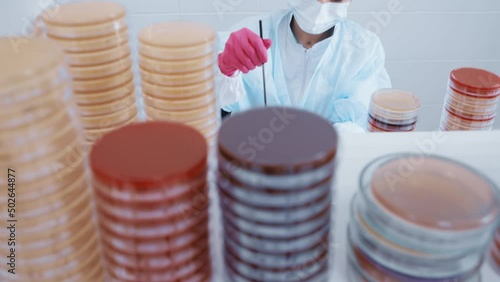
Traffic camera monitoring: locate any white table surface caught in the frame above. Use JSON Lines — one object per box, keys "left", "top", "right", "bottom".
{"left": 210, "top": 130, "right": 500, "bottom": 281}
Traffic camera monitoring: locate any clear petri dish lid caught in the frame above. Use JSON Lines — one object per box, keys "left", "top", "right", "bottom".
{"left": 0, "top": 38, "right": 64, "bottom": 92}
{"left": 369, "top": 89, "right": 421, "bottom": 122}
{"left": 48, "top": 27, "right": 130, "bottom": 53}
{"left": 90, "top": 121, "right": 208, "bottom": 190}
{"left": 218, "top": 107, "right": 338, "bottom": 175}
{"left": 360, "top": 154, "right": 500, "bottom": 235}
{"left": 139, "top": 41, "right": 215, "bottom": 61}
{"left": 140, "top": 67, "right": 214, "bottom": 87}
{"left": 449, "top": 68, "right": 500, "bottom": 98}
{"left": 141, "top": 79, "right": 215, "bottom": 99}
{"left": 139, "top": 22, "right": 216, "bottom": 49}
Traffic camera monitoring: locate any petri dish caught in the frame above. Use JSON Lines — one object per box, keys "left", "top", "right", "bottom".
{"left": 0, "top": 101, "right": 70, "bottom": 150}
{"left": 106, "top": 249, "right": 209, "bottom": 282}
{"left": 2, "top": 121, "right": 78, "bottom": 165}
{"left": 449, "top": 68, "right": 500, "bottom": 98}
{"left": 219, "top": 186, "right": 331, "bottom": 224}
{"left": 441, "top": 109, "right": 495, "bottom": 128}
{"left": 94, "top": 182, "right": 208, "bottom": 223}
{"left": 97, "top": 207, "right": 209, "bottom": 240}
{"left": 140, "top": 67, "right": 214, "bottom": 87}
{"left": 143, "top": 89, "right": 215, "bottom": 111}
{"left": 367, "top": 154, "right": 499, "bottom": 230}
{"left": 77, "top": 92, "right": 136, "bottom": 116}
{"left": 91, "top": 168, "right": 207, "bottom": 204}
{"left": 102, "top": 235, "right": 209, "bottom": 270}
{"left": 80, "top": 103, "right": 137, "bottom": 129}
{"left": 139, "top": 41, "right": 215, "bottom": 61}
{"left": 368, "top": 115, "right": 416, "bottom": 132}
{"left": 222, "top": 205, "right": 330, "bottom": 239}
{"left": 66, "top": 42, "right": 131, "bottom": 66}
{"left": 218, "top": 107, "right": 338, "bottom": 175}
{"left": 444, "top": 102, "right": 497, "bottom": 121}
{"left": 224, "top": 246, "right": 328, "bottom": 282}
{"left": 68, "top": 55, "right": 132, "bottom": 79}
{"left": 142, "top": 79, "right": 215, "bottom": 99}
{"left": 446, "top": 90, "right": 498, "bottom": 113}
{"left": 139, "top": 54, "right": 215, "bottom": 75}
{"left": 82, "top": 116, "right": 138, "bottom": 143}
{"left": 42, "top": 1, "right": 127, "bottom": 38}
{"left": 48, "top": 28, "right": 129, "bottom": 53}
{"left": 0, "top": 210, "right": 95, "bottom": 258}
{"left": 369, "top": 89, "right": 421, "bottom": 124}
{"left": 90, "top": 121, "right": 208, "bottom": 189}
{"left": 0, "top": 37, "right": 64, "bottom": 90}
{"left": 99, "top": 221, "right": 208, "bottom": 256}
{"left": 217, "top": 173, "right": 333, "bottom": 209}
{"left": 145, "top": 100, "right": 216, "bottom": 120}
{"left": 139, "top": 22, "right": 216, "bottom": 49}
{"left": 225, "top": 235, "right": 327, "bottom": 269}
{"left": 13, "top": 173, "right": 87, "bottom": 220}
{"left": 72, "top": 68, "right": 133, "bottom": 92}
{"left": 74, "top": 79, "right": 135, "bottom": 105}
{"left": 224, "top": 217, "right": 329, "bottom": 254}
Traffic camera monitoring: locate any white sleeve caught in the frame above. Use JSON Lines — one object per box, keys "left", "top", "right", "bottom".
{"left": 334, "top": 121, "right": 367, "bottom": 133}
{"left": 215, "top": 66, "right": 245, "bottom": 111}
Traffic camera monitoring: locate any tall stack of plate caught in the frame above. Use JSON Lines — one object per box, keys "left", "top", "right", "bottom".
{"left": 139, "top": 22, "right": 218, "bottom": 144}
{"left": 42, "top": 1, "right": 137, "bottom": 144}
{"left": 217, "top": 107, "right": 338, "bottom": 282}
{"left": 440, "top": 68, "right": 500, "bottom": 131}
{"left": 0, "top": 38, "right": 104, "bottom": 282}
{"left": 90, "top": 121, "right": 212, "bottom": 281}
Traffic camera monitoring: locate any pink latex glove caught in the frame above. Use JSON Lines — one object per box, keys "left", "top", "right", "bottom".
{"left": 218, "top": 28, "right": 272, "bottom": 77}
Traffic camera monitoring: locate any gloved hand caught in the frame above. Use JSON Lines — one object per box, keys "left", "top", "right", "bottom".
{"left": 218, "top": 28, "right": 272, "bottom": 77}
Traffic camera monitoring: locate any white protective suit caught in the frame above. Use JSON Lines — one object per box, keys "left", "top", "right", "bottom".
{"left": 216, "top": 9, "right": 392, "bottom": 132}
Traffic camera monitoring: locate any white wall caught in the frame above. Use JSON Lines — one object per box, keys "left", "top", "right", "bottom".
{"left": 2, "top": 0, "right": 500, "bottom": 131}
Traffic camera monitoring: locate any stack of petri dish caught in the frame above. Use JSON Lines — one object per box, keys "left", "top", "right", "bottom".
{"left": 368, "top": 89, "right": 421, "bottom": 132}
{"left": 42, "top": 1, "right": 137, "bottom": 144}
{"left": 347, "top": 154, "right": 500, "bottom": 282}
{"left": 0, "top": 38, "right": 104, "bottom": 281}
{"left": 138, "top": 22, "right": 218, "bottom": 143}
{"left": 492, "top": 229, "right": 500, "bottom": 271}
{"left": 440, "top": 68, "right": 500, "bottom": 131}
{"left": 217, "top": 107, "right": 338, "bottom": 282}
{"left": 90, "top": 121, "right": 212, "bottom": 282}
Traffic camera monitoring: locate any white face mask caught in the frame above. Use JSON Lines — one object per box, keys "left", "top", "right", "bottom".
{"left": 287, "top": 0, "right": 350, "bottom": 34}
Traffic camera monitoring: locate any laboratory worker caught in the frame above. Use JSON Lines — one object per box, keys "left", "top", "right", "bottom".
{"left": 217, "top": 0, "right": 392, "bottom": 132}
